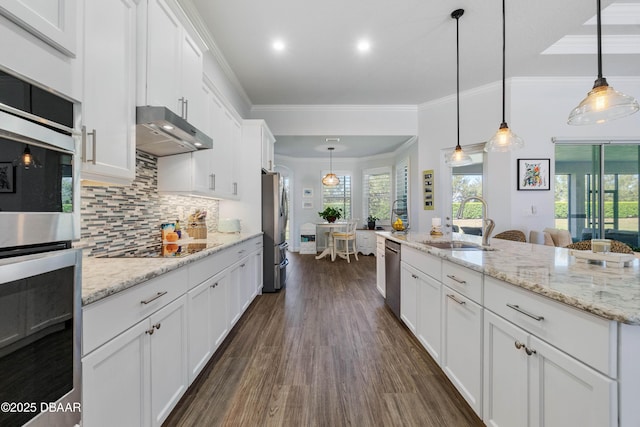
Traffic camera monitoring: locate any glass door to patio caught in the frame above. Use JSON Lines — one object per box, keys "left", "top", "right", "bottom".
{"left": 555, "top": 143, "right": 640, "bottom": 250}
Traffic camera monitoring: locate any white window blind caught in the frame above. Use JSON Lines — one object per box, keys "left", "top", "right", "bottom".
{"left": 322, "top": 174, "right": 352, "bottom": 219}
{"left": 395, "top": 158, "right": 410, "bottom": 223}
{"left": 363, "top": 167, "right": 391, "bottom": 223}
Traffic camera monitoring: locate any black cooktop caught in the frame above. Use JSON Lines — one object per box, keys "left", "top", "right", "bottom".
{"left": 99, "top": 241, "right": 215, "bottom": 258}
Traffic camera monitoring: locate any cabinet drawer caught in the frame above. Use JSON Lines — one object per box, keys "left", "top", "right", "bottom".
{"left": 484, "top": 276, "right": 616, "bottom": 376}
{"left": 83, "top": 267, "right": 188, "bottom": 355}
{"left": 402, "top": 245, "right": 441, "bottom": 280}
{"left": 442, "top": 260, "right": 482, "bottom": 303}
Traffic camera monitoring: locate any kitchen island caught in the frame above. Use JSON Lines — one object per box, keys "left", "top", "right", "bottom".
{"left": 377, "top": 231, "right": 640, "bottom": 427}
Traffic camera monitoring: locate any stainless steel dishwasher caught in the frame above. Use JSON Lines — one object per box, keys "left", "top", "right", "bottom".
{"left": 384, "top": 239, "right": 401, "bottom": 319}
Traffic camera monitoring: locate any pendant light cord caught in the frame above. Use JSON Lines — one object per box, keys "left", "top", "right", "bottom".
{"left": 596, "top": 0, "right": 603, "bottom": 80}
{"left": 456, "top": 12, "right": 460, "bottom": 149}
{"left": 501, "top": 0, "right": 506, "bottom": 125}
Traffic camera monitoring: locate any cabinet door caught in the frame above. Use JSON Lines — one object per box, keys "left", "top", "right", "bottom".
{"left": 253, "top": 248, "right": 264, "bottom": 296}
{"left": 400, "top": 263, "right": 417, "bottom": 333}
{"left": 483, "top": 311, "right": 529, "bottom": 427}
{"left": 442, "top": 287, "right": 483, "bottom": 416}
{"left": 187, "top": 278, "right": 212, "bottom": 382}
{"left": 0, "top": 0, "right": 77, "bottom": 56}
{"left": 210, "top": 271, "right": 230, "bottom": 350}
{"left": 146, "top": 0, "right": 181, "bottom": 111}
{"left": 180, "top": 30, "right": 204, "bottom": 128}
{"left": 229, "top": 116, "right": 242, "bottom": 197}
{"left": 529, "top": 336, "right": 617, "bottom": 427}
{"left": 416, "top": 271, "right": 441, "bottom": 363}
{"left": 81, "top": 0, "right": 136, "bottom": 184}
{"left": 239, "top": 258, "right": 252, "bottom": 312}
{"left": 261, "top": 126, "right": 275, "bottom": 171}
{"left": 82, "top": 320, "right": 151, "bottom": 427}
{"left": 208, "top": 94, "right": 234, "bottom": 197}
{"left": 376, "top": 247, "right": 385, "bottom": 297}
{"left": 149, "top": 295, "right": 188, "bottom": 427}
{"left": 227, "top": 262, "right": 243, "bottom": 327}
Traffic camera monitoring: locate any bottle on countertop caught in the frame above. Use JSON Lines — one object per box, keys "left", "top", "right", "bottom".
{"left": 175, "top": 219, "right": 181, "bottom": 239}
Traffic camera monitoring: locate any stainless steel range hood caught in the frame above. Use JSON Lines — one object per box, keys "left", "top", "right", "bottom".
{"left": 136, "top": 106, "right": 213, "bottom": 157}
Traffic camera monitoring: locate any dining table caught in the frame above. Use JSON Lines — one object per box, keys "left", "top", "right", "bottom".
{"left": 315, "top": 222, "right": 347, "bottom": 261}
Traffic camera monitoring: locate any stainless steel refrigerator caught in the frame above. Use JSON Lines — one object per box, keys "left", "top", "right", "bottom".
{"left": 262, "top": 172, "right": 288, "bottom": 292}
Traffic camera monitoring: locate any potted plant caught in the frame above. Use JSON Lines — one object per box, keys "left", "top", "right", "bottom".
{"left": 367, "top": 215, "right": 379, "bottom": 230}
{"left": 318, "top": 206, "right": 342, "bottom": 223}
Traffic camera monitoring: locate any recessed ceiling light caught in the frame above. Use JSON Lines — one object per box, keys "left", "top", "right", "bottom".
{"left": 357, "top": 39, "right": 371, "bottom": 53}
{"left": 272, "top": 39, "right": 285, "bottom": 51}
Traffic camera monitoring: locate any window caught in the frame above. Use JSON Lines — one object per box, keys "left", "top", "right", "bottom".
{"left": 363, "top": 167, "right": 391, "bottom": 223}
{"left": 394, "top": 158, "right": 409, "bottom": 224}
{"left": 322, "top": 174, "right": 351, "bottom": 219}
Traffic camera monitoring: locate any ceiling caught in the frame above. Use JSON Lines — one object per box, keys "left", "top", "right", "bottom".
{"left": 180, "top": 0, "right": 640, "bottom": 157}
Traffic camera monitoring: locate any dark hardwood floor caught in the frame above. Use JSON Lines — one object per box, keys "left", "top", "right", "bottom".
{"left": 164, "top": 252, "right": 484, "bottom": 427}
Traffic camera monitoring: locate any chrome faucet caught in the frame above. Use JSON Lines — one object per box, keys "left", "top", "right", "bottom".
{"left": 456, "top": 196, "right": 495, "bottom": 246}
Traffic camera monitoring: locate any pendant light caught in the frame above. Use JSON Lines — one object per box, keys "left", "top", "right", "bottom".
{"left": 13, "top": 144, "right": 42, "bottom": 169}
{"left": 485, "top": 0, "right": 524, "bottom": 152}
{"left": 322, "top": 147, "right": 340, "bottom": 186}
{"left": 567, "top": 0, "right": 639, "bottom": 125}
{"left": 447, "top": 9, "right": 472, "bottom": 167}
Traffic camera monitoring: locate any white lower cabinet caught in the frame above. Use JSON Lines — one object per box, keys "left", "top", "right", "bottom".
{"left": 400, "top": 262, "right": 418, "bottom": 333}
{"left": 484, "top": 310, "right": 616, "bottom": 427}
{"left": 441, "top": 286, "right": 483, "bottom": 417}
{"left": 82, "top": 295, "right": 188, "bottom": 427}
{"left": 83, "top": 236, "right": 263, "bottom": 426}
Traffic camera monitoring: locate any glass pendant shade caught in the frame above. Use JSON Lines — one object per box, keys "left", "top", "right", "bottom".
{"left": 322, "top": 173, "right": 340, "bottom": 186}
{"left": 485, "top": 122, "right": 524, "bottom": 152}
{"left": 322, "top": 147, "right": 340, "bottom": 186}
{"left": 448, "top": 145, "right": 472, "bottom": 167}
{"left": 568, "top": 80, "right": 639, "bottom": 125}
{"left": 13, "top": 145, "right": 42, "bottom": 169}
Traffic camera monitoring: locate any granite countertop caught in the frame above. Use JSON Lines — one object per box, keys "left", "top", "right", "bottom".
{"left": 378, "top": 231, "right": 640, "bottom": 325}
{"left": 81, "top": 232, "right": 262, "bottom": 306}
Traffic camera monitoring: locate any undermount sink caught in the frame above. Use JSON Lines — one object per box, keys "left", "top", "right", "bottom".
{"left": 422, "top": 241, "right": 496, "bottom": 251}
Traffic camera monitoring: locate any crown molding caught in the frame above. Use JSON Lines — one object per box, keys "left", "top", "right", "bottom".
{"left": 251, "top": 104, "right": 418, "bottom": 113}
{"left": 418, "top": 80, "right": 501, "bottom": 111}
{"left": 542, "top": 35, "right": 640, "bottom": 55}
{"left": 177, "top": 0, "right": 253, "bottom": 109}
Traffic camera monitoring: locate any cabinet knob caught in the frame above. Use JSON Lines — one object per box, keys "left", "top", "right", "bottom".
{"left": 525, "top": 346, "right": 537, "bottom": 356}
{"left": 210, "top": 282, "right": 218, "bottom": 288}
{"left": 514, "top": 340, "right": 524, "bottom": 350}
{"left": 145, "top": 328, "right": 155, "bottom": 335}
{"left": 153, "top": 323, "right": 161, "bottom": 330}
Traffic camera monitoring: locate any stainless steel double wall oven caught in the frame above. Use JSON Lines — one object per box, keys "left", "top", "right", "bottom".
{"left": 0, "top": 70, "right": 82, "bottom": 427}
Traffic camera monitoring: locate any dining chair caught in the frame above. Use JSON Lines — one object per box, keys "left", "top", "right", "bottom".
{"left": 493, "top": 230, "right": 527, "bottom": 242}
{"left": 332, "top": 219, "right": 359, "bottom": 263}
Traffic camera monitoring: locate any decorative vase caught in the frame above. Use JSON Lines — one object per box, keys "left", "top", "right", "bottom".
{"left": 367, "top": 221, "right": 375, "bottom": 230}
{"left": 327, "top": 216, "right": 337, "bottom": 223}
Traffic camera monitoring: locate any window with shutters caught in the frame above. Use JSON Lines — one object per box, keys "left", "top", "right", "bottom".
{"left": 363, "top": 167, "right": 391, "bottom": 224}
{"left": 322, "top": 174, "right": 352, "bottom": 219}
{"left": 395, "top": 158, "right": 410, "bottom": 224}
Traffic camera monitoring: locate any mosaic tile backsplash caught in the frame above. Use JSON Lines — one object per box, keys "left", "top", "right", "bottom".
{"left": 79, "top": 151, "right": 219, "bottom": 257}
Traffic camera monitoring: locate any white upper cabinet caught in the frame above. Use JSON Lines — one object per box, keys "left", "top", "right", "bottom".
{"left": 261, "top": 124, "right": 276, "bottom": 172}
{"left": 140, "top": 0, "right": 206, "bottom": 132}
{"left": 158, "top": 82, "right": 240, "bottom": 199}
{"left": 81, "top": 0, "right": 137, "bottom": 184}
{"left": 0, "top": 0, "right": 77, "bottom": 57}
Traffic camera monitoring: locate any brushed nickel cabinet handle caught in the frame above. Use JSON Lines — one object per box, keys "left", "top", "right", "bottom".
{"left": 506, "top": 303, "right": 544, "bottom": 321}
{"left": 233, "top": 182, "right": 238, "bottom": 195}
{"left": 141, "top": 291, "right": 168, "bottom": 305}
{"left": 446, "top": 294, "right": 466, "bottom": 305}
{"left": 179, "top": 97, "right": 185, "bottom": 118}
{"left": 446, "top": 274, "right": 467, "bottom": 284}
{"left": 184, "top": 98, "right": 188, "bottom": 120}
{"left": 82, "top": 126, "right": 97, "bottom": 164}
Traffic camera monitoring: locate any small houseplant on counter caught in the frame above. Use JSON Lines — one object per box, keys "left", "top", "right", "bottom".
{"left": 367, "top": 215, "right": 379, "bottom": 230}
{"left": 318, "top": 206, "right": 342, "bottom": 223}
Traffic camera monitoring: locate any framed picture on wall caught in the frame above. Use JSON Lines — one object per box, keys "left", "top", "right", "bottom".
{"left": 423, "top": 169, "right": 434, "bottom": 210}
{"left": 302, "top": 200, "right": 313, "bottom": 209}
{"left": 302, "top": 188, "right": 313, "bottom": 198}
{"left": 517, "top": 158, "right": 550, "bottom": 191}
{"left": 0, "top": 162, "right": 16, "bottom": 193}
